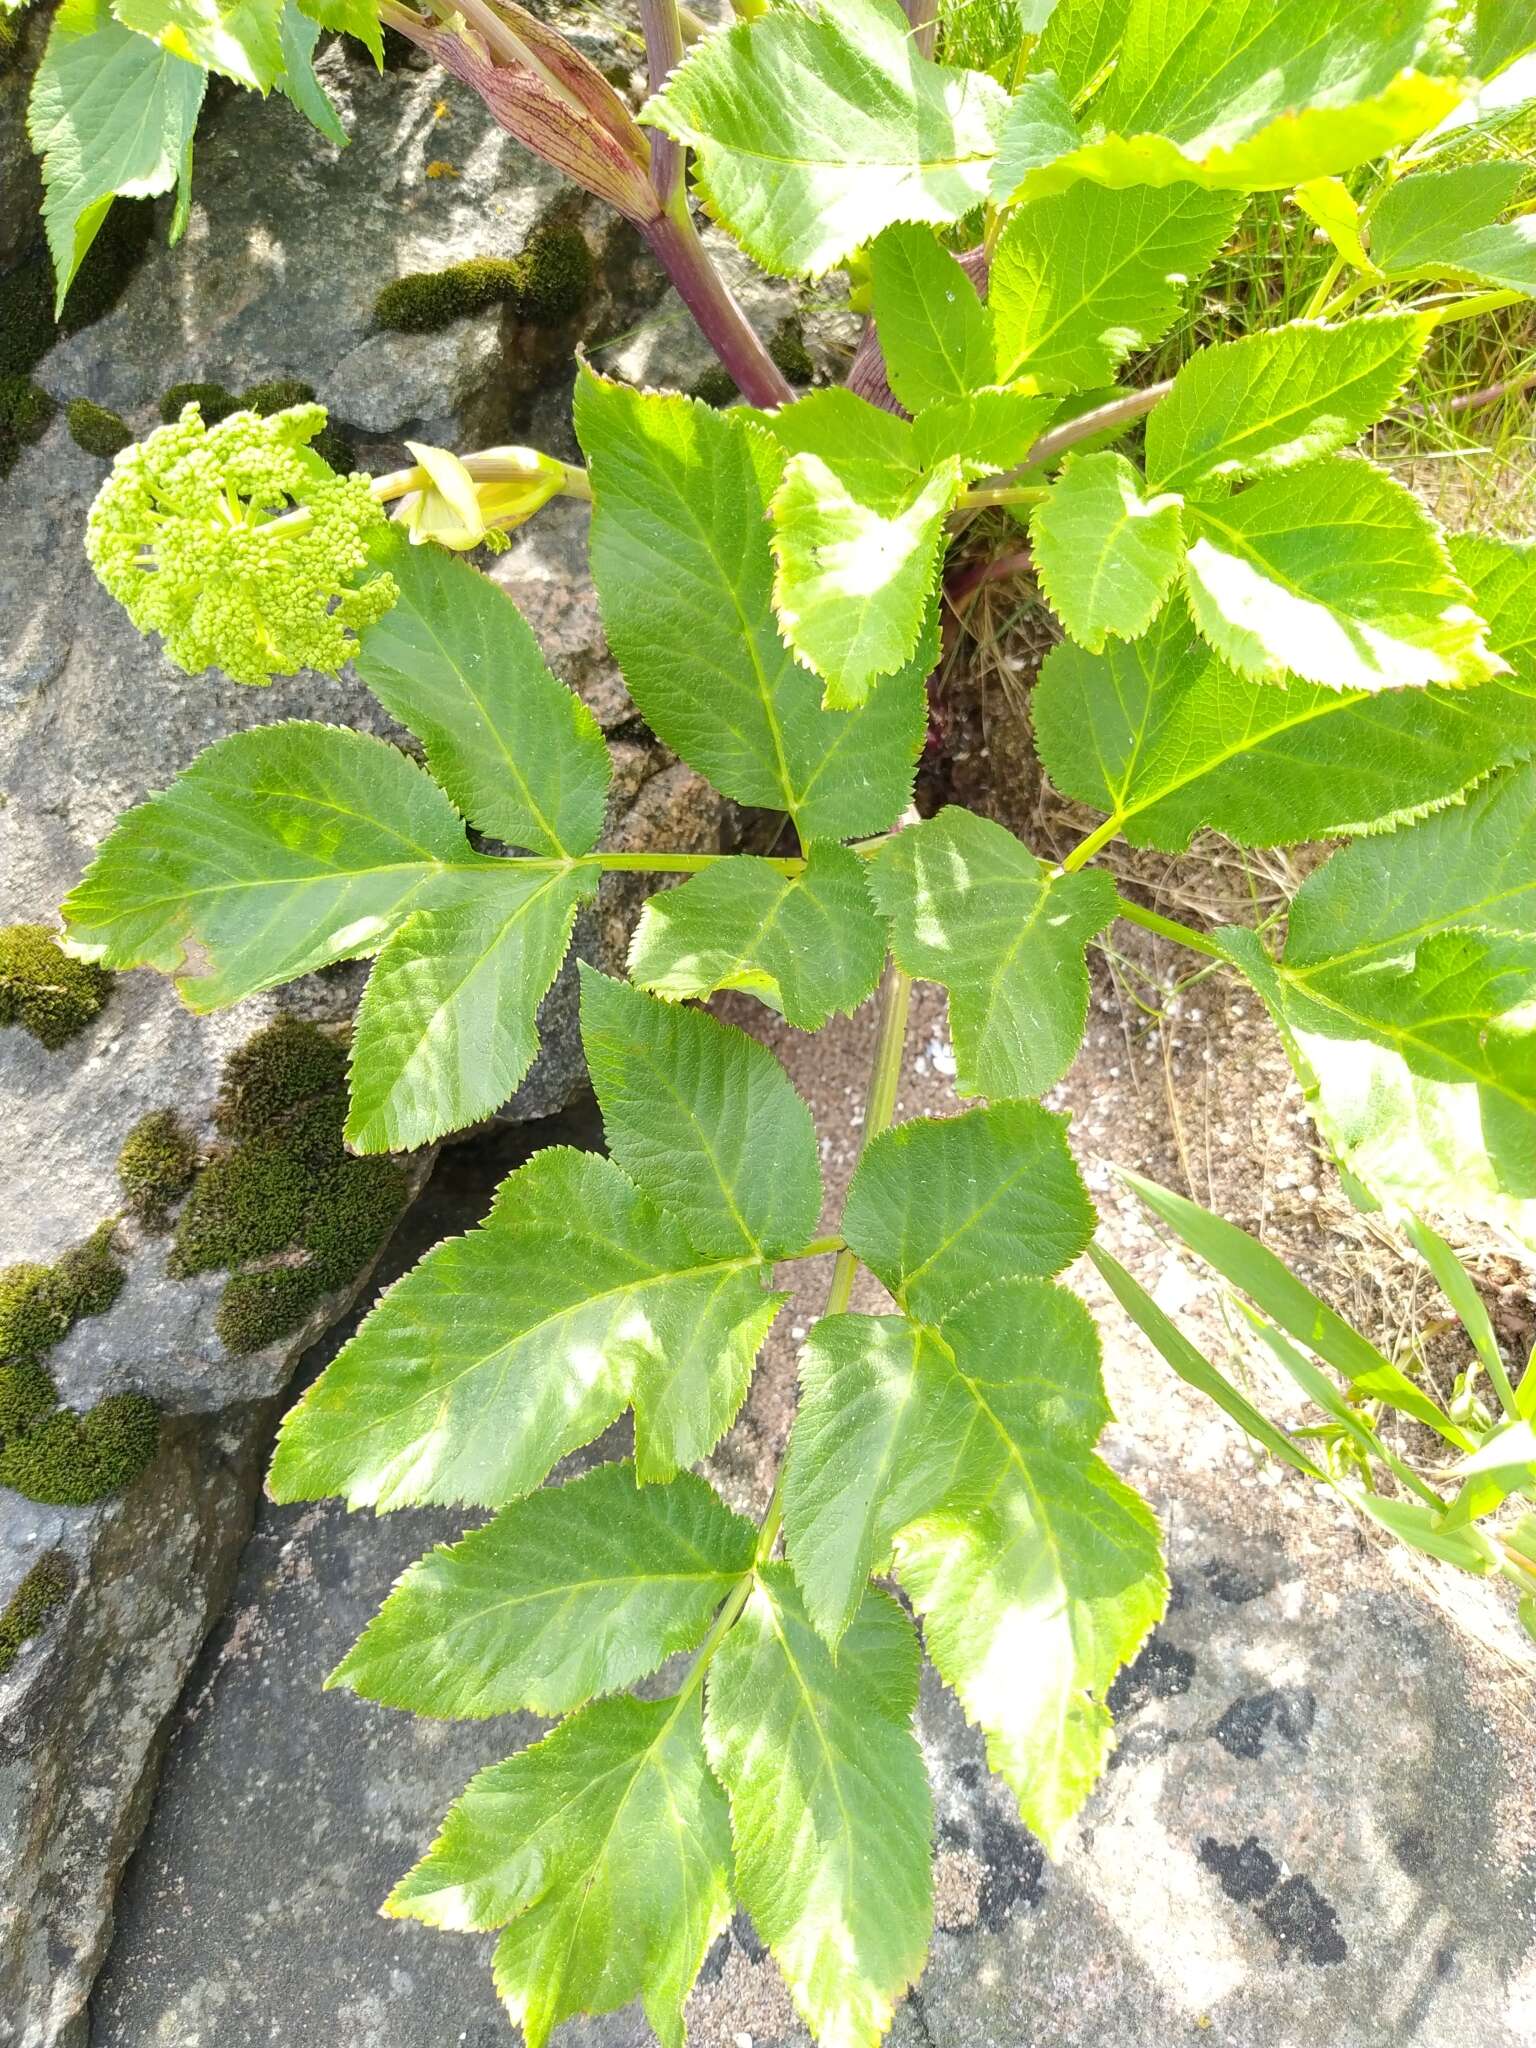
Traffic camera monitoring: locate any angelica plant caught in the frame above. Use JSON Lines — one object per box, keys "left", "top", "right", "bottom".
{"left": 28, "top": 0, "right": 1536, "bottom": 2041}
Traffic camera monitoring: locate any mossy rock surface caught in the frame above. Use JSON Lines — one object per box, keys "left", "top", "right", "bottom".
{"left": 0, "top": 923, "right": 112, "bottom": 1049}
{"left": 117, "top": 1109, "right": 198, "bottom": 1226}
{"left": 173, "top": 1018, "right": 409, "bottom": 1355}
{"left": 0, "top": 1554, "right": 74, "bottom": 1677}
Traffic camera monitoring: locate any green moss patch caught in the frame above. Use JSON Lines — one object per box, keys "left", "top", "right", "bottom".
{"left": 689, "top": 365, "right": 739, "bottom": 408}
{"left": 0, "top": 1227, "right": 154, "bottom": 1508}
{"left": 66, "top": 398, "right": 132, "bottom": 458}
{"left": 0, "top": 1227, "right": 124, "bottom": 1362}
{"left": 117, "top": 1109, "right": 198, "bottom": 1227}
{"left": 0, "top": 1394, "right": 158, "bottom": 1506}
{"left": 374, "top": 223, "right": 592, "bottom": 333}
{"left": 0, "top": 375, "right": 56, "bottom": 479}
{"left": 0, "top": 923, "right": 112, "bottom": 1049}
{"left": 0, "top": 1555, "right": 75, "bottom": 1678}
{"left": 159, "top": 380, "right": 240, "bottom": 425}
{"left": 176, "top": 1018, "right": 409, "bottom": 1356}
{"left": 768, "top": 316, "right": 815, "bottom": 386}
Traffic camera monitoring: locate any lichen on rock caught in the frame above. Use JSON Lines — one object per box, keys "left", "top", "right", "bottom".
{"left": 0, "top": 922, "right": 112, "bottom": 1048}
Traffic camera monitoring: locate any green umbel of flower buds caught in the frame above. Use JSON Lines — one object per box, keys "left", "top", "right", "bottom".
{"left": 84, "top": 403, "right": 399, "bottom": 687}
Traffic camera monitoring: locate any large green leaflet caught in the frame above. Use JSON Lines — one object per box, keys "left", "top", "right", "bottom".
{"left": 842, "top": 1102, "right": 1096, "bottom": 1321}
{"left": 1032, "top": 580, "right": 1536, "bottom": 851}
{"left": 894, "top": 1280, "right": 1165, "bottom": 1852}
{"left": 346, "top": 875, "right": 591, "bottom": 1153}
{"left": 1182, "top": 458, "right": 1504, "bottom": 691}
{"left": 389, "top": 1691, "right": 732, "bottom": 2048}
{"left": 356, "top": 539, "right": 611, "bottom": 860}
{"left": 575, "top": 370, "right": 928, "bottom": 840}
{"left": 641, "top": 0, "right": 1009, "bottom": 277}
{"left": 627, "top": 845, "right": 886, "bottom": 1030}
{"left": 61, "top": 723, "right": 504, "bottom": 1006}
{"left": 268, "top": 1147, "right": 784, "bottom": 1506}
{"left": 869, "top": 224, "right": 996, "bottom": 410}
{"left": 329, "top": 1463, "right": 754, "bottom": 1718}
{"left": 1013, "top": 0, "right": 1460, "bottom": 198}
{"left": 782, "top": 1278, "right": 1110, "bottom": 1650}
{"left": 579, "top": 967, "right": 823, "bottom": 1262}
{"left": 772, "top": 454, "right": 962, "bottom": 706}
{"left": 114, "top": 0, "right": 283, "bottom": 89}
{"left": 29, "top": 0, "right": 206, "bottom": 308}
{"left": 1143, "top": 313, "right": 1429, "bottom": 493}
{"left": 989, "top": 181, "right": 1241, "bottom": 389}
{"left": 1028, "top": 450, "right": 1185, "bottom": 649}
{"left": 754, "top": 386, "right": 960, "bottom": 705}
{"left": 704, "top": 1571, "right": 933, "bottom": 2048}
{"left": 782, "top": 1314, "right": 974, "bottom": 1646}
{"left": 1369, "top": 162, "right": 1536, "bottom": 293}
{"left": 1268, "top": 762, "right": 1536, "bottom": 1197}
{"left": 870, "top": 808, "right": 1117, "bottom": 1099}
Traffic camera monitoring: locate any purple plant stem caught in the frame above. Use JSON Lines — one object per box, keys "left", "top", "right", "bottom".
{"left": 643, "top": 199, "right": 794, "bottom": 407}
{"left": 639, "top": 0, "right": 685, "bottom": 209}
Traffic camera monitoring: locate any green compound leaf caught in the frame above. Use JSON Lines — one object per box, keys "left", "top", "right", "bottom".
{"left": 268, "top": 1147, "right": 783, "bottom": 1508}
{"left": 870, "top": 223, "right": 995, "bottom": 411}
{"left": 1472, "top": 0, "right": 1536, "bottom": 75}
{"left": 754, "top": 385, "right": 924, "bottom": 507}
{"left": 628, "top": 844, "right": 885, "bottom": 1030}
{"left": 1143, "top": 313, "right": 1429, "bottom": 493}
{"left": 641, "top": 0, "right": 1009, "bottom": 277}
{"left": 1292, "top": 175, "right": 1378, "bottom": 274}
{"left": 870, "top": 808, "right": 1116, "bottom": 1099}
{"left": 782, "top": 1314, "right": 972, "bottom": 1647}
{"left": 771, "top": 452, "right": 961, "bottom": 708}
{"left": 1265, "top": 762, "right": 1536, "bottom": 1198}
{"left": 356, "top": 539, "right": 611, "bottom": 860}
{"left": 989, "top": 182, "right": 1241, "bottom": 390}
{"left": 298, "top": 0, "right": 381, "bottom": 61}
{"left": 114, "top": 0, "right": 284, "bottom": 90}
{"left": 1017, "top": 0, "right": 1460, "bottom": 199}
{"left": 388, "top": 1691, "right": 732, "bottom": 2048}
{"left": 894, "top": 1279, "right": 1164, "bottom": 1851}
{"left": 329, "top": 1462, "right": 754, "bottom": 1718}
{"left": 1035, "top": 0, "right": 1132, "bottom": 100}
{"left": 1369, "top": 161, "right": 1536, "bottom": 293}
{"left": 843, "top": 1101, "right": 1096, "bottom": 1322}
{"left": 987, "top": 69, "right": 1081, "bottom": 203}
{"left": 1182, "top": 458, "right": 1505, "bottom": 691}
{"left": 578, "top": 967, "right": 822, "bottom": 1262}
{"left": 61, "top": 722, "right": 508, "bottom": 1009}
{"left": 704, "top": 1568, "right": 933, "bottom": 2048}
{"left": 345, "top": 874, "right": 591, "bottom": 1153}
{"left": 1032, "top": 590, "right": 1536, "bottom": 851}
{"left": 576, "top": 371, "right": 927, "bottom": 841}
{"left": 29, "top": 0, "right": 206, "bottom": 309}
{"left": 910, "top": 388, "right": 1059, "bottom": 475}
{"left": 782, "top": 1277, "right": 1106, "bottom": 1650}
{"left": 274, "top": 2, "right": 345, "bottom": 146}
{"left": 1028, "top": 450, "right": 1185, "bottom": 650}
{"left": 1451, "top": 531, "right": 1536, "bottom": 682}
